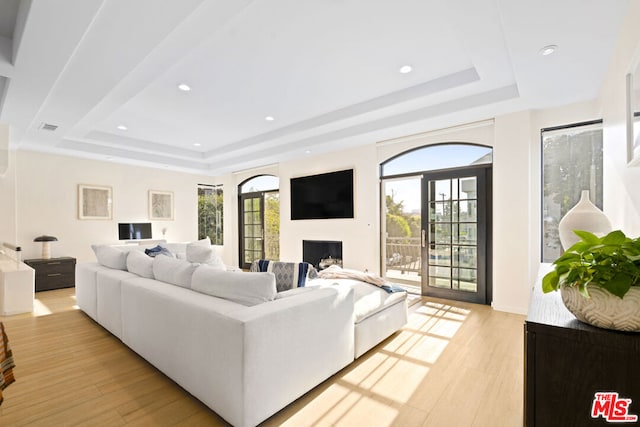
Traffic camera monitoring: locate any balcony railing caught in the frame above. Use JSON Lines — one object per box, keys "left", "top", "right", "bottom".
{"left": 385, "top": 237, "right": 421, "bottom": 275}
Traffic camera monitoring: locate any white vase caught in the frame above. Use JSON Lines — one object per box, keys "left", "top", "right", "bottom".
{"left": 558, "top": 190, "right": 611, "bottom": 250}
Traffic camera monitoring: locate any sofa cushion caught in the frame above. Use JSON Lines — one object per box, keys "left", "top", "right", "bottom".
{"left": 161, "top": 239, "right": 224, "bottom": 261}
{"left": 191, "top": 266, "right": 276, "bottom": 306}
{"left": 275, "top": 286, "right": 318, "bottom": 299}
{"left": 126, "top": 250, "right": 154, "bottom": 279}
{"left": 92, "top": 245, "right": 128, "bottom": 270}
{"left": 308, "top": 278, "right": 407, "bottom": 323}
{"left": 250, "top": 260, "right": 315, "bottom": 292}
{"left": 152, "top": 255, "right": 199, "bottom": 288}
{"left": 160, "top": 242, "right": 185, "bottom": 259}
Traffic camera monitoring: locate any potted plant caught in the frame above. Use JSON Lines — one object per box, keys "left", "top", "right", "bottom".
{"left": 543, "top": 229, "right": 640, "bottom": 332}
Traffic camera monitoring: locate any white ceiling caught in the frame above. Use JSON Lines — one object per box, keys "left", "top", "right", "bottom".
{"left": 0, "top": 0, "right": 630, "bottom": 175}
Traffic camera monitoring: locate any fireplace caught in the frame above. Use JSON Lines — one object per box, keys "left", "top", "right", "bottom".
{"left": 302, "top": 240, "right": 343, "bottom": 270}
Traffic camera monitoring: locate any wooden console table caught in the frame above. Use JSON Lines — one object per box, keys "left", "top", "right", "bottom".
{"left": 24, "top": 257, "right": 76, "bottom": 292}
{"left": 525, "top": 266, "right": 640, "bottom": 426}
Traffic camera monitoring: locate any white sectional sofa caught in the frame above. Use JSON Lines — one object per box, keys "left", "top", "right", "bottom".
{"left": 75, "top": 241, "right": 408, "bottom": 427}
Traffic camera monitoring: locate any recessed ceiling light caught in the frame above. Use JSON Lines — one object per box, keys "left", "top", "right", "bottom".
{"left": 178, "top": 83, "right": 191, "bottom": 91}
{"left": 116, "top": 125, "right": 128, "bottom": 131}
{"left": 539, "top": 45, "right": 558, "bottom": 56}
{"left": 265, "top": 116, "right": 275, "bottom": 121}
{"left": 305, "top": 150, "right": 312, "bottom": 154}
{"left": 193, "top": 143, "right": 201, "bottom": 147}
{"left": 399, "top": 65, "right": 413, "bottom": 74}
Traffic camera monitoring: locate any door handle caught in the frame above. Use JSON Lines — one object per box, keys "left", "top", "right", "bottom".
{"left": 421, "top": 230, "right": 426, "bottom": 248}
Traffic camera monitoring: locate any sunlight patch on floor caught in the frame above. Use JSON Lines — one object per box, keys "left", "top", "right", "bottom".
{"left": 32, "top": 299, "right": 53, "bottom": 316}
{"left": 357, "top": 299, "right": 470, "bottom": 408}
{"left": 369, "top": 358, "right": 430, "bottom": 403}
{"left": 334, "top": 394, "right": 400, "bottom": 426}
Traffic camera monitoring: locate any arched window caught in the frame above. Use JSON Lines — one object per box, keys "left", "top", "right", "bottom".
{"left": 238, "top": 175, "right": 280, "bottom": 269}
{"left": 381, "top": 143, "right": 492, "bottom": 177}
{"left": 240, "top": 175, "right": 279, "bottom": 194}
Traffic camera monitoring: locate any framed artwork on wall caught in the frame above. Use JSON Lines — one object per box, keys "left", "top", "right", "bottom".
{"left": 78, "top": 184, "right": 112, "bottom": 220}
{"left": 149, "top": 190, "right": 174, "bottom": 220}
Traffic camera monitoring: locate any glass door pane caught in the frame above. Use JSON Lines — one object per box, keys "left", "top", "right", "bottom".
{"left": 264, "top": 192, "right": 280, "bottom": 261}
{"left": 421, "top": 168, "right": 488, "bottom": 304}
{"left": 240, "top": 193, "right": 264, "bottom": 268}
{"left": 381, "top": 176, "right": 421, "bottom": 294}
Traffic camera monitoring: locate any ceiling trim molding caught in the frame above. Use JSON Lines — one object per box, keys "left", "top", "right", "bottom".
{"left": 207, "top": 84, "right": 519, "bottom": 170}
{"left": 204, "top": 67, "right": 481, "bottom": 158}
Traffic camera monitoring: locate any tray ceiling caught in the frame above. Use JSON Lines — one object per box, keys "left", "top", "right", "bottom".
{"left": 0, "top": 0, "right": 630, "bottom": 174}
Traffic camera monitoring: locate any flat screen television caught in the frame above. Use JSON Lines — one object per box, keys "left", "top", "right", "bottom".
{"left": 290, "top": 169, "right": 354, "bottom": 220}
{"left": 118, "top": 223, "right": 152, "bottom": 240}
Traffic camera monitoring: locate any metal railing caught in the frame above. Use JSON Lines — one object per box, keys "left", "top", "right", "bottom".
{"left": 385, "top": 237, "right": 421, "bottom": 274}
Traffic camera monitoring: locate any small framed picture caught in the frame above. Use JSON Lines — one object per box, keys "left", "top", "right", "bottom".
{"left": 78, "top": 184, "right": 112, "bottom": 220}
{"left": 149, "top": 190, "right": 174, "bottom": 220}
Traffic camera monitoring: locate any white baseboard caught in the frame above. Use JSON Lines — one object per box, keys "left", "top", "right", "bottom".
{"left": 491, "top": 302, "right": 528, "bottom": 315}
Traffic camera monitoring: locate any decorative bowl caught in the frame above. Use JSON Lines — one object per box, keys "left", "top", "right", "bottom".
{"left": 561, "top": 285, "right": 640, "bottom": 332}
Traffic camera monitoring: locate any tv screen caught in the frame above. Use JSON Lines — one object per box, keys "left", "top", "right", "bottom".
{"left": 118, "top": 223, "right": 152, "bottom": 240}
{"left": 290, "top": 169, "right": 354, "bottom": 220}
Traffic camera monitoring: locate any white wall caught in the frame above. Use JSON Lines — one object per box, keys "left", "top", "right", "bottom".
{"left": 599, "top": 0, "right": 640, "bottom": 235}
{"left": 278, "top": 145, "right": 380, "bottom": 272}
{"left": 12, "top": 150, "right": 225, "bottom": 263}
{"left": 492, "top": 111, "right": 533, "bottom": 313}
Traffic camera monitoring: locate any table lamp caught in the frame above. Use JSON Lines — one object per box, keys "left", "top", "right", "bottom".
{"left": 33, "top": 235, "right": 58, "bottom": 259}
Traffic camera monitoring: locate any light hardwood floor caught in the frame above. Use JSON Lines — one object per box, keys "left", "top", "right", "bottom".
{"left": 0, "top": 289, "right": 525, "bottom": 426}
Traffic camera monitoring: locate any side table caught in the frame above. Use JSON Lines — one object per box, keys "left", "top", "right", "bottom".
{"left": 24, "top": 257, "right": 76, "bottom": 292}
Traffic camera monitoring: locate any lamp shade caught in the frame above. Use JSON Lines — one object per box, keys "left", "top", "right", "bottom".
{"left": 33, "top": 235, "right": 58, "bottom": 242}
{"left": 34, "top": 235, "right": 58, "bottom": 259}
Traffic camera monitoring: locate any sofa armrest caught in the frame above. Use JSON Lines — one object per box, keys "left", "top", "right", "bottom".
{"left": 229, "top": 285, "right": 355, "bottom": 427}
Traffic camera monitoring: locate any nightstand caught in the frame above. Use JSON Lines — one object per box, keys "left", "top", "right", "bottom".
{"left": 24, "top": 257, "right": 76, "bottom": 292}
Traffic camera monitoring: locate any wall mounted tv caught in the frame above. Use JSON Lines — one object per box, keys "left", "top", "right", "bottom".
{"left": 290, "top": 169, "right": 354, "bottom": 220}
{"left": 118, "top": 223, "right": 152, "bottom": 240}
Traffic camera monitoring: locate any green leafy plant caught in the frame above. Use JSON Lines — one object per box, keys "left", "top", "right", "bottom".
{"left": 542, "top": 230, "right": 640, "bottom": 299}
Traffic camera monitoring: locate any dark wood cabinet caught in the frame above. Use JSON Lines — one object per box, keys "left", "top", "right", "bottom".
{"left": 525, "top": 279, "right": 640, "bottom": 426}
{"left": 24, "top": 257, "right": 76, "bottom": 292}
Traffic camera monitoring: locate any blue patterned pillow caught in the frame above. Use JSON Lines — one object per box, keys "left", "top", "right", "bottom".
{"left": 250, "top": 260, "right": 314, "bottom": 292}
{"left": 144, "top": 245, "right": 174, "bottom": 258}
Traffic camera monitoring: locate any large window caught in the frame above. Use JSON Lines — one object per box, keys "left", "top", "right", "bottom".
{"left": 542, "top": 121, "right": 603, "bottom": 262}
{"left": 198, "top": 184, "right": 223, "bottom": 245}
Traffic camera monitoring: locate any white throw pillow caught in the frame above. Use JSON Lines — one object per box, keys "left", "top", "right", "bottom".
{"left": 92, "top": 245, "right": 128, "bottom": 270}
{"left": 190, "top": 237, "right": 211, "bottom": 248}
{"left": 186, "top": 245, "right": 225, "bottom": 269}
{"left": 126, "top": 250, "right": 154, "bottom": 279}
{"left": 152, "top": 255, "right": 199, "bottom": 288}
{"left": 191, "top": 266, "right": 276, "bottom": 306}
